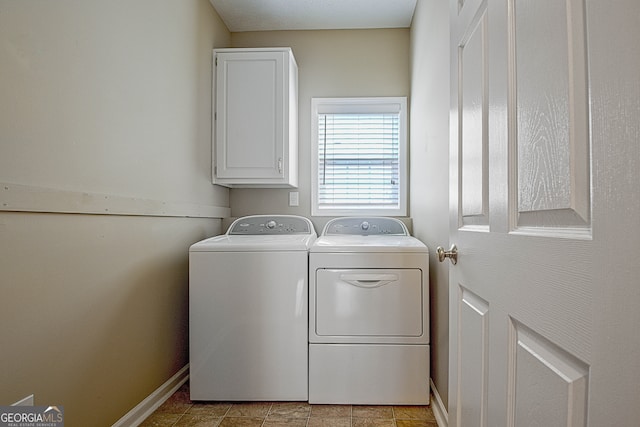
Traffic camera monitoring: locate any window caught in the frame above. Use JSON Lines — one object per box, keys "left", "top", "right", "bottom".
{"left": 311, "top": 97, "right": 407, "bottom": 216}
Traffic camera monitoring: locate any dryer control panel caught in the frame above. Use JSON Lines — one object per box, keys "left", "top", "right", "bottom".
{"left": 322, "top": 217, "right": 408, "bottom": 236}
{"left": 229, "top": 215, "right": 313, "bottom": 235}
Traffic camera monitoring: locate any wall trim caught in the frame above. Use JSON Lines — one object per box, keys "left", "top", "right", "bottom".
{"left": 11, "top": 395, "right": 34, "bottom": 406}
{"left": 0, "top": 182, "right": 230, "bottom": 219}
{"left": 112, "top": 364, "right": 189, "bottom": 427}
{"left": 430, "top": 378, "right": 448, "bottom": 427}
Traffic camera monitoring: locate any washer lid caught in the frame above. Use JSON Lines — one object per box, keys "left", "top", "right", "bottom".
{"left": 310, "top": 234, "right": 428, "bottom": 253}
{"left": 190, "top": 215, "right": 317, "bottom": 252}
{"left": 190, "top": 233, "right": 317, "bottom": 252}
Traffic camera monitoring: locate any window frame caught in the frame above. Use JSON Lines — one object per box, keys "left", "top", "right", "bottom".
{"left": 311, "top": 97, "right": 408, "bottom": 217}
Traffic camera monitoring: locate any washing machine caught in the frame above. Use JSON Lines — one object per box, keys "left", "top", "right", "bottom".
{"left": 309, "top": 217, "right": 429, "bottom": 405}
{"left": 189, "top": 215, "right": 316, "bottom": 401}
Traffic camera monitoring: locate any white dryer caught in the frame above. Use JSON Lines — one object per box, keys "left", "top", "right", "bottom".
{"left": 309, "top": 217, "right": 429, "bottom": 405}
{"left": 189, "top": 215, "right": 316, "bottom": 401}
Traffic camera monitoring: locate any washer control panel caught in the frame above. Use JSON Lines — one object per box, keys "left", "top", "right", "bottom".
{"left": 323, "top": 217, "right": 408, "bottom": 236}
{"left": 229, "top": 215, "right": 312, "bottom": 235}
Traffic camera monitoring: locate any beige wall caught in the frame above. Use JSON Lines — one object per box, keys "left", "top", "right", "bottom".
{"left": 0, "top": 0, "right": 230, "bottom": 425}
{"left": 229, "top": 29, "right": 410, "bottom": 232}
{"left": 409, "top": 0, "right": 451, "bottom": 409}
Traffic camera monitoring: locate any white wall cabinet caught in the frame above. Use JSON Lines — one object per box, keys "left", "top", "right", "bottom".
{"left": 213, "top": 48, "right": 298, "bottom": 188}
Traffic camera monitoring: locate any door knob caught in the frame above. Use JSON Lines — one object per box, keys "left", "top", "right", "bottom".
{"left": 437, "top": 244, "right": 458, "bottom": 265}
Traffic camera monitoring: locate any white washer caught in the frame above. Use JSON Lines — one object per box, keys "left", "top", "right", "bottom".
{"left": 189, "top": 215, "right": 316, "bottom": 401}
{"left": 309, "top": 217, "right": 430, "bottom": 405}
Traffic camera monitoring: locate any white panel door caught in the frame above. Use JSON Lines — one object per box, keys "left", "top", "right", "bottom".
{"left": 448, "top": 0, "right": 640, "bottom": 425}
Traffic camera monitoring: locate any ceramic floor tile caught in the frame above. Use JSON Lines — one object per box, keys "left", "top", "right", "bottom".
{"left": 269, "top": 402, "right": 312, "bottom": 419}
{"left": 226, "top": 402, "right": 272, "bottom": 417}
{"left": 187, "top": 403, "right": 232, "bottom": 417}
{"left": 263, "top": 417, "right": 309, "bottom": 427}
{"left": 139, "top": 413, "right": 182, "bottom": 427}
{"left": 154, "top": 397, "right": 193, "bottom": 415}
{"left": 153, "top": 385, "right": 193, "bottom": 415}
{"left": 143, "top": 382, "right": 439, "bottom": 427}
{"left": 352, "top": 406, "right": 394, "bottom": 419}
{"left": 352, "top": 418, "right": 397, "bottom": 427}
{"left": 393, "top": 406, "right": 435, "bottom": 421}
{"left": 306, "top": 417, "right": 352, "bottom": 427}
{"left": 218, "top": 417, "right": 265, "bottom": 427}
{"left": 310, "top": 404, "right": 352, "bottom": 418}
{"left": 171, "top": 388, "right": 192, "bottom": 403}
{"left": 395, "top": 420, "right": 438, "bottom": 427}
{"left": 173, "top": 414, "right": 223, "bottom": 427}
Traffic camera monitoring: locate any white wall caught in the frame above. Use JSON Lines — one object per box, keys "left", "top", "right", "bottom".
{"left": 409, "top": 0, "right": 451, "bottom": 409}
{"left": 229, "top": 29, "right": 410, "bottom": 232}
{"left": 0, "top": 1, "right": 230, "bottom": 424}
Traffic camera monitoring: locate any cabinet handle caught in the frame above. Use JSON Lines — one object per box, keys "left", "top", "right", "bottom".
{"left": 339, "top": 273, "right": 399, "bottom": 288}
{"left": 278, "top": 158, "right": 283, "bottom": 174}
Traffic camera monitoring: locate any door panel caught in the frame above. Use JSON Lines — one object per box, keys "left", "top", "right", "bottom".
{"left": 225, "top": 58, "right": 278, "bottom": 169}
{"left": 507, "top": 320, "right": 589, "bottom": 427}
{"left": 456, "top": 286, "right": 489, "bottom": 427}
{"left": 460, "top": 9, "right": 488, "bottom": 224}
{"left": 510, "top": 0, "right": 591, "bottom": 232}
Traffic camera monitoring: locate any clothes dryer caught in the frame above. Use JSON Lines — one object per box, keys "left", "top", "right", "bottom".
{"left": 309, "top": 217, "right": 429, "bottom": 404}
{"left": 189, "top": 215, "right": 316, "bottom": 401}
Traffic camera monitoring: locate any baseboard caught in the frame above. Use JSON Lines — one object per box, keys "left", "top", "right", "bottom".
{"left": 430, "top": 378, "right": 448, "bottom": 427}
{"left": 11, "top": 395, "right": 34, "bottom": 406}
{"left": 112, "top": 364, "right": 189, "bottom": 427}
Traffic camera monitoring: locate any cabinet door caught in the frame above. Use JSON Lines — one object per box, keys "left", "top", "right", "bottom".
{"left": 215, "top": 51, "right": 285, "bottom": 180}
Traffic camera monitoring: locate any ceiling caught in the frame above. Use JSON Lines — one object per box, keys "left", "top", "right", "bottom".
{"left": 209, "top": 0, "right": 418, "bottom": 32}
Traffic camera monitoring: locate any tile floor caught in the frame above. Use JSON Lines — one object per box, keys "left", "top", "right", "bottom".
{"left": 141, "top": 383, "right": 437, "bottom": 427}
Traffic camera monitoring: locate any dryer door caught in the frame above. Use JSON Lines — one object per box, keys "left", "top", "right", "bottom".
{"left": 314, "top": 268, "right": 424, "bottom": 340}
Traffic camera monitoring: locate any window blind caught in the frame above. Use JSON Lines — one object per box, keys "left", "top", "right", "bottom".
{"left": 317, "top": 113, "right": 400, "bottom": 209}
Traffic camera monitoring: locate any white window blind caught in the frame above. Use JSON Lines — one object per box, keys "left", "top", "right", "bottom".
{"left": 312, "top": 97, "right": 407, "bottom": 216}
